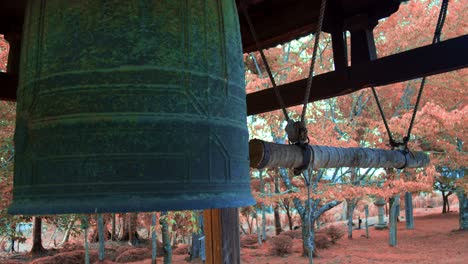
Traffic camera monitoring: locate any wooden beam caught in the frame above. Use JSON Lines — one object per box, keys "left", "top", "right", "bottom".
{"left": 1, "top": 36, "right": 467, "bottom": 108}
{"left": 331, "top": 30, "right": 348, "bottom": 72}
{"left": 350, "top": 28, "right": 377, "bottom": 64}
{"left": 203, "top": 208, "right": 241, "bottom": 264}
{"left": 246, "top": 35, "right": 468, "bottom": 116}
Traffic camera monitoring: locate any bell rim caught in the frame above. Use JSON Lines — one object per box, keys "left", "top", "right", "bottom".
{"left": 8, "top": 192, "right": 256, "bottom": 215}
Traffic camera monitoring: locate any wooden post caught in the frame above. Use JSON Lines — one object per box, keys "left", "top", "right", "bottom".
{"left": 203, "top": 208, "right": 240, "bottom": 264}
{"left": 365, "top": 205, "right": 369, "bottom": 238}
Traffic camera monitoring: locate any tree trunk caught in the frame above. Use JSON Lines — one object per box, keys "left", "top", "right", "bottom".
{"left": 119, "top": 214, "right": 129, "bottom": 241}
{"left": 59, "top": 217, "right": 75, "bottom": 246}
{"left": 151, "top": 213, "right": 157, "bottom": 264}
{"left": 160, "top": 212, "right": 172, "bottom": 264}
{"left": 389, "top": 195, "right": 400, "bottom": 247}
{"left": 128, "top": 213, "right": 140, "bottom": 246}
{"left": 286, "top": 207, "right": 293, "bottom": 230}
{"left": 190, "top": 216, "right": 203, "bottom": 260}
{"left": 128, "top": 214, "right": 134, "bottom": 245}
{"left": 239, "top": 223, "right": 248, "bottom": 235}
{"left": 342, "top": 200, "right": 348, "bottom": 221}
{"left": 261, "top": 205, "right": 267, "bottom": 241}
{"left": 246, "top": 214, "right": 253, "bottom": 234}
{"left": 447, "top": 195, "right": 451, "bottom": 212}
{"left": 171, "top": 230, "right": 178, "bottom": 248}
{"left": 457, "top": 191, "right": 468, "bottom": 230}
{"left": 442, "top": 191, "right": 448, "bottom": 214}
{"left": 364, "top": 205, "right": 369, "bottom": 238}
{"left": 274, "top": 177, "right": 282, "bottom": 235}
{"left": 84, "top": 225, "right": 90, "bottom": 264}
{"left": 405, "top": 192, "right": 414, "bottom": 229}
{"left": 10, "top": 238, "right": 15, "bottom": 253}
{"left": 260, "top": 170, "right": 267, "bottom": 241}
{"left": 79, "top": 216, "right": 91, "bottom": 264}
{"left": 346, "top": 199, "right": 356, "bottom": 239}
{"left": 91, "top": 216, "right": 111, "bottom": 243}
{"left": 111, "top": 213, "right": 116, "bottom": 241}
{"left": 98, "top": 214, "right": 105, "bottom": 261}
{"left": 301, "top": 217, "right": 316, "bottom": 258}
{"left": 301, "top": 219, "right": 310, "bottom": 257}
{"left": 274, "top": 206, "right": 282, "bottom": 236}
{"left": 308, "top": 223, "right": 316, "bottom": 264}
{"left": 255, "top": 213, "right": 262, "bottom": 245}
{"left": 30, "top": 217, "right": 45, "bottom": 256}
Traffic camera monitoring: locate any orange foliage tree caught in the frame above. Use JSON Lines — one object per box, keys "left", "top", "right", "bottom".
{"left": 245, "top": 0, "right": 466, "bottom": 254}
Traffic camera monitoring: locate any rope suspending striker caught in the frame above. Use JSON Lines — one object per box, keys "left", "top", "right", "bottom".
{"left": 371, "top": 0, "right": 449, "bottom": 154}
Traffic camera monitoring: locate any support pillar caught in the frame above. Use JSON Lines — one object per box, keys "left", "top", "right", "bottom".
{"left": 203, "top": 208, "right": 240, "bottom": 264}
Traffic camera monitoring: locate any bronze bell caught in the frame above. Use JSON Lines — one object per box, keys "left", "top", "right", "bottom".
{"left": 9, "top": 0, "right": 254, "bottom": 214}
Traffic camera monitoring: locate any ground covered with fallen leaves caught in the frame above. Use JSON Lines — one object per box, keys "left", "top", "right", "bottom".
{"left": 241, "top": 208, "right": 467, "bottom": 264}
{"left": 1, "top": 207, "right": 467, "bottom": 264}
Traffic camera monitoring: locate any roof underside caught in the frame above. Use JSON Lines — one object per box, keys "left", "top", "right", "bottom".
{"left": 0, "top": 0, "right": 402, "bottom": 52}
{"left": 238, "top": 0, "right": 401, "bottom": 52}
{"left": 1, "top": 1, "right": 467, "bottom": 115}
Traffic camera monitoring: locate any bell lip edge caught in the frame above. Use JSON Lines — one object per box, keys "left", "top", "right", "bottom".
{"left": 7, "top": 193, "right": 256, "bottom": 215}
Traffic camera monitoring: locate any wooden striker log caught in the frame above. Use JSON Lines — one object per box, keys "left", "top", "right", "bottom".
{"left": 249, "top": 139, "right": 429, "bottom": 170}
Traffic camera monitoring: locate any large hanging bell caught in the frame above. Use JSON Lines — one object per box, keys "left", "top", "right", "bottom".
{"left": 9, "top": 0, "right": 254, "bottom": 214}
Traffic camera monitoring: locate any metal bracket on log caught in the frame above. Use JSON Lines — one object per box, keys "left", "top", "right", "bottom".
{"left": 249, "top": 139, "right": 429, "bottom": 170}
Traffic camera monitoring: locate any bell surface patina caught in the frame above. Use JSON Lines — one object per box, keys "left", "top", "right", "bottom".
{"left": 10, "top": 0, "right": 254, "bottom": 214}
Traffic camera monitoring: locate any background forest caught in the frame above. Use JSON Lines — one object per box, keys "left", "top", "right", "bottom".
{"left": 0, "top": 0, "right": 466, "bottom": 263}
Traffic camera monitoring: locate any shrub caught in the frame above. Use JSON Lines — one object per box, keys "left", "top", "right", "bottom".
{"left": 324, "top": 225, "right": 345, "bottom": 244}
{"left": 240, "top": 234, "right": 258, "bottom": 248}
{"left": 268, "top": 235, "right": 293, "bottom": 256}
{"left": 314, "top": 233, "right": 332, "bottom": 249}
{"left": 281, "top": 230, "right": 302, "bottom": 239}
